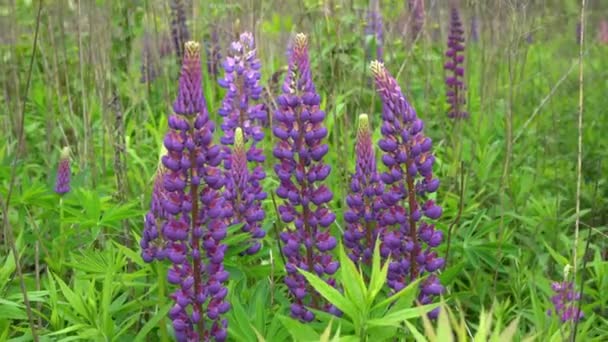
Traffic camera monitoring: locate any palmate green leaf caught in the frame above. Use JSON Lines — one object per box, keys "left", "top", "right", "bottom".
{"left": 543, "top": 241, "right": 569, "bottom": 266}
{"left": 277, "top": 314, "right": 320, "bottom": 341}
{"left": 337, "top": 243, "right": 366, "bottom": 310}
{"left": 367, "top": 303, "right": 440, "bottom": 328}
{"left": 436, "top": 306, "right": 454, "bottom": 342}
{"left": 298, "top": 268, "right": 357, "bottom": 319}
{"left": 0, "top": 299, "right": 26, "bottom": 320}
{"left": 51, "top": 272, "right": 90, "bottom": 323}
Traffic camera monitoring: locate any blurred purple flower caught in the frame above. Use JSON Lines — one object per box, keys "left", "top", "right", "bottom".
{"left": 547, "top": 281, "right": 583, "bottom": 323}
{"left": 54, "top": 147, "right": 71, "bottom": 195}
{"left": 273, "top": 33, "right": 340, "bottom": 322}
{"left": 598, "top": 19, "right": 608, "bottom": 44}
{"left": 344, "top": 114, "right": 385, "bottom": 265}
{"left": 365, "top": 0, "right": 384, "bottom": 63}
{"left": 205, "top": 26, "right": 222, "bottom": 78}
{"left": 470, "top": 15, "right": 479, "bottom": 42}
{"left": 141, "top": 41, "right": 230, "bottom": 341}
{"left": 370, "top": 60, "right": 445, "bottom": 318}
{"left": 170, "top": 0, "right": 190, "bottom": 64}
{"left": 444, "top": 7, "right": 468, "bottom": 119}
{"left": 408, "top": 0, "right": 425, "bottom": 40}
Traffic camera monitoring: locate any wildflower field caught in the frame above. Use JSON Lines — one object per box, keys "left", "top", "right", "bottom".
{"left": 1, "top": 0, "right": 607, "bottom": 341}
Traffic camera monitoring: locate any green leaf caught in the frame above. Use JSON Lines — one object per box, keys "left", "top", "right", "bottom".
{"left": 338, "top": 243, "right": 366, "bottom": 310}
{"left": 134, "top": 303, "right": 171, "bottom": 341}
{"left": 277, "top": 314, "right": 320, "bottom": 341}
{"left": 367, "top": 303, "right": 440, "bottom": 327}
{"left": 372, "top": 277, "right": 422, "bottom": 313}
{"left": 368, "top": 238, "right": 389, "bottom": 303}
{"left": 298, "top": 268, "right": 357, "bottom": 319}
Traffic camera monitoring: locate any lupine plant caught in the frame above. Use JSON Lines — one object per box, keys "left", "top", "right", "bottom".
{"left": 141, "top": 41, "right": 229, "bottom": 341}
{"left": 370, "top": 60, "right": 445, "bottom": 317}
{"left": 444, "top": 6, "right": 468, "bottom": 119}
{"left": 364, "top": 0, "right": 383, "bottom": 63}
{"left": 218, "top": 31, "right": 267, "bottom": 254}
{"left": 170, "top": 0, "right": 190, "bottom": 64}
{"left": 408, "top": 0, "right": 425, "bottom": 40}
{"left": 54, "top": 146, "right": 71, "bottom": 195}
{"left": 206, "top": 26, "right": 222, "bottom": 78}
{"left": 547, "top": 267, "right": 583, "bottom": 323}
{"left": 273, "top": 33, "right": 340, "bottom": 322}
{"left": 344, "top": 113, "right": 385, "bottom": 266}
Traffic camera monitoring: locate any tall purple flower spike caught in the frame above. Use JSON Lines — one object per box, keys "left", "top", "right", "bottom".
{"left": 470, "top": 15, "right": 479, "bottom": 42}
{"left": 218, "top": 32, "right": 267, "bottom": 255}
{"left": 142, "top": 41, "right": 230, "bottom": 342}
{"left": 364, "top": 0, "right": 383, "bottom": 63}
{"left": 206, "top": 26, "right": 222, "bottom": 78}
{"left": 444, "top": 7, "right": 468, "bottom": 119}
{"left": 370, "top": 61, "right": 445, "bottom": 319}
{"left": 170, "top": 0, "right": 190, "bottom": 64}
{"left": 547, "top": 281, "right": 583, "bottom": 322}
{"left": 408, "top": 0, "right": 425, "bottom": 40}
{"left": 54, "top": 147, "right": 71, "bottom": 195}
{"left": 344, "top": 114, "right": 385, "bottom": 265}
{"left": 273, "top": 33, "right": 340, "bottom": 322}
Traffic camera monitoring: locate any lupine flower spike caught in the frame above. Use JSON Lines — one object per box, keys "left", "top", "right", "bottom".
{"left": 408, "top": 0, "right": 425, "bottom": 41}
{"left": 547, "top": 265, "right": 584, "bottom": 323}
{"left": 344, "top": 114, "right": 385, "bottom": 265}
{"left": 364, "top": 0, "right": 384, "bottom": 63}
{"left": 370, "top": 61, "right": 445, "bottom": 318}
{"left": 218, "top": 32, "right": 267, "bottom": 255}
{"left": 141, "top": 41, "right": 230, "bottom": 341}
{"left": 54, "top": 146, "right": 71, "bottom": 195}
{"left": 470, "top": 15, "right": 479, "bottom": 42}
{"left": 206, "top": 26, "right": 222, "bottom": 78}
{"left": 170, "top": 0, "right": 190, "bottom": 64}
{"left": 273, "top": 33, "right": 340, "bottom": 322}
{"left": 444, "top": 7, "right": 468, "bottom": 119}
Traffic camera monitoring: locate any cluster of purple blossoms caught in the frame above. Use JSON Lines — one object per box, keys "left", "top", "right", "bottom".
{"left": 273, "top": 33, "right": 340, "bottom": 322}
{"left": 364, "top": 0, "right": 384, "bottom": 63}
{"left": 343, "top": 114, "right": 385, "bottom": 265}
{"left": 54, "top": 147, "right": 71, "bottom": 195}
{"left": 205, "top": 26, "right": 222, "bottom": 78}
{"left": 141, "top": 41, "right": 229, "bottom": 341}
{"left": 444, "top": 7, "right": 468, "bottom": 119}
{"left": 218, "top": 32, "right": 267, "bottom": 255}
{"left": 408, "top": 0, "right": 425, "bottom": 41}
{"left": 547, "top": 281, "right": 583, "bottom": 323}
{"left": 170, "top": 0, "right": 190, "bottom": 64}
{"left": 370, "top": 60, "right": 445, "bottom": 318}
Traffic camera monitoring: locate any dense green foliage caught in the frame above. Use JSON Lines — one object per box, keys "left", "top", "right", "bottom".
{"left": 1, "top": 0, "right": 607, "bottom": 341}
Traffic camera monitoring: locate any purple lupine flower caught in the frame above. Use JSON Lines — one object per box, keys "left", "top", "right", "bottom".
{"left": 576, "top": 21, "right": 582, "bottom": 45}
{"left": 205, "top": 26, "right": 222, "bottom": 78}
{"left": 547, "top": 281, "right": 583, "bottom": 322}
{"left": 273, "top": 33, "right": 340, "bottom": 322}
{"left": 364, "top": 0, "right": 384, "bottom": 63}
{"left": 370, "top": 61, "right": 445, "bottom": 318}
{"left": 54, "top": 147, "right": 71, "bottom": 195}
{"left": 444, "top": 7, "right": 468, "bottom": 119}
{"left": 142, "top": 41, "right": 229, "bottom": 341}
{"left": 408, "top": 0, "right": 425, "bottom": 40}
{"left": 470, "top": 15, "right": 479, "bottom": 42}
{"left": 598, "top": 19, "right": 608, "bottom": 44}
{"left": 141, "top": 165, "right": 169, "bottom": 262}
{"left": 344, "top": 114, "right": 385, "bottom": 265}
{"left": 140, "top": 31, "right": 160, "bottom": 83}
{"left": 218, "top": 32, "right": 266, "bottom": 255}
{"left": 170, "top": 0, "right": 190, "bottom": 64}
